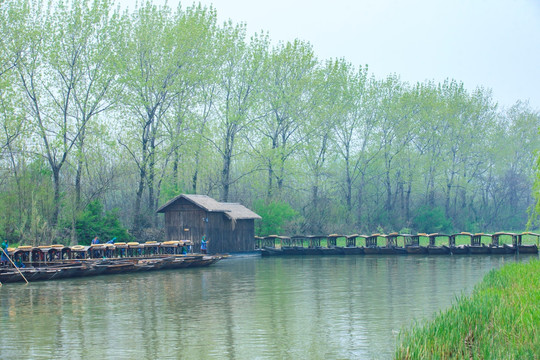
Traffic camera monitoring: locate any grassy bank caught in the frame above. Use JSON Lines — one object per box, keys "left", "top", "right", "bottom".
{"left": 395, "top": 258, "right": 539, "bottom": 359}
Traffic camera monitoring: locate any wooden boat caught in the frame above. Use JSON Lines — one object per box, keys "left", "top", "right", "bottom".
{"left": 364, "top": 234, "right": 380, "bottom": 255}
{"left": 23, "top": 267, "right": 58, "bottom": 281}
{"left": 162, "top": 257, "right": 190, "bottom": 269}
{"left": 290, "top": 235, "right": 307, "bottom": 249}
{"left": 363, "top": 246, "right": 380, "bottom": 255}
{"left": 392, "top": 247, "right": 408, "bottom": 255}
{"left": 489, "top": 232, "right": 515, "bottom": 254}
{"left": 405, "top": 246, "right": 427, "bottom": 254}
{"left": 426, "top": 234, "right": 451, "bottom": 255}
{"left": 95, "top": 261, "right": 136, "bottom": 274}
{"left": 50, "top": 265, "right": 86, "bottom": 279}
{"left": 467, "top": 233, "right": 491, "bottom": 254}
{"left": 489, "top": 244, "right": 515, "bottom": 254}
{"left": 403, "top": 234, "right": 427, "bottom": 254}
{"left": 449, "top": 245, "right": 469, "bottom": 255}
{"left": 190, "top": 255, "right": 223, "bottom": 267}
{"left": 317, "top": 247, "right": 343, "bottom": 255}
{"left": 377, "top": 246, "right": 398, "bottom": 255}
{"left": 260, "top": 247, "right": 283, "bottom": 257}
{"left": 292, "top": 246, "right": 307, "bottom": 255}
{"left": 281, "top": 246, "right": 303, "bottom": 255}
{"left": 130, "top": 257, "right": 170, "bottom": 271}
{"left": 468, "top": 244, "right": 491, "bottom": 255}
{"left": 337, "top": 246, "right": 364, "bottom": 255}
{"left": 326, "top": 234, "right": 340, "bottom": 248}
{"left": 427, "top": 245, "right": 451, "bottom": 255}
{"left": 1, "top": 243, "right": 225, "bottom": 283}
{"left": 0, "top": 266, "right": 78, "bottom": 282}
{"left": 303, "top": 247, "right": 321, "bottom": 256}
{"left": 517, "top": 244, "right": 538, "bottom": 254}
{"left": 133, "top": 261, "right": 157, "bottom": 272}
{"left": 81, "top": 262, "right": 109, "bottom": 277}
{"left": 273, "top": 246, "right": 307, "bottom": 255}
{"left": 177, "top": 256, "right": 202, "bottom": 268}
{"left": 0, "top": 270, "right": 32, "bottom": 283}
{"left": 260, "top": 235, "right": 280, "bottom": 249}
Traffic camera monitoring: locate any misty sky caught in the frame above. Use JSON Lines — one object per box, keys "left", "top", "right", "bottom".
{"left": 120, "top": 0, "right": 540, "bottom": 110}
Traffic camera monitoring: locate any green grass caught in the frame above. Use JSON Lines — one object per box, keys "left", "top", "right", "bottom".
{"left": 395, "top": 259, "right": 540, "bottom": 359}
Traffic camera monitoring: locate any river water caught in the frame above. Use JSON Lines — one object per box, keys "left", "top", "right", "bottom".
{"left": 0, "top": 254, "right": 536, "bottom": 359}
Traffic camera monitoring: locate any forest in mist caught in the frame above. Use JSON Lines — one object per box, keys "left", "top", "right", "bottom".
{"left": 1, "top": 0, "right": 539, "bottom": 245}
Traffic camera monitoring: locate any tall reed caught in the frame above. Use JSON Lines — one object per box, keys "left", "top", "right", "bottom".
{"left": 396, "top": 259, "right": 539, "bottom": 359}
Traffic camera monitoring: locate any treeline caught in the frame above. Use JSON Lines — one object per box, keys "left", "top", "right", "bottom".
{"left": 1, "top": 0, "right": 539, "bottom": 245}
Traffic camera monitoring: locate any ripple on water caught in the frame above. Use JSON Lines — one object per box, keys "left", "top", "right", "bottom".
{"left": 0, "top": 254, "right": 535, "bottom": 359}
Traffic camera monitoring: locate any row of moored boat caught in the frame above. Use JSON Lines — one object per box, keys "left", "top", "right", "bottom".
{"left": 0, "top": 241, "right": 224, "bottom": 283}
{"left": 258, "top": 232, "right": 539, "bottom": 256}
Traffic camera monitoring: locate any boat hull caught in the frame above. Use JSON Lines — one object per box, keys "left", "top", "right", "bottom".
{"left": 468, "top": 246, "right": 491, "bottom": 255}
{"left": 427, "top": 246, "right": 451, "bottom": 255}
{"left": 405, "top": 246, "right": 427, "bottom": 255}
{"left": 517, "top": 244, "right": 538, "bottom": 254}
{"left": 338, "top": 247, "right": 364, "bottom": 255}
{"left": 318, "top": 247, "right": 343, "bottom": 255}
{"left": 0, "top": 254, "right": 224, "bottom": 283}
{"left": 450, "top": 246, "right": 469, "bottom": 255}
{"left": 363, "top": 247, "right": 380, "bottom": 255}
{"left": 260, "top": 247, "right": 283, "bottom": 257}
{"left": 281, "top": 246, "right": 297, "bottom": 255}
{"left": 489, "top": 245, "right": 515, "bottom": 254}
{"left": 303, "top": 248, "right": 321, "bottom": 256}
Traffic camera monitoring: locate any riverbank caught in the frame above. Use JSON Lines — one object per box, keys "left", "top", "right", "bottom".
{"left": 395, "top": 258, "right": 539, "bottom": 359}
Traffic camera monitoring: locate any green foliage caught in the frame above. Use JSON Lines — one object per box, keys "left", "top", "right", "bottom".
{"left": 412, "top": 206, "right": 453, "bottom": 233}
{"left": 0, "top": 158, "right": 55, "bottom": 244}
{"left": 399, "top": 227, "right": 412, "bottom": 235}
{"left": 73, "top": 200, "right": 132, "bottom": 245}
{"left": 528, "top": 143, "right": 540, "bottom": 229}
{"left": 396, "top": 259, "right": 540, "bottom": 359}
{"left": 253, "top": 199, "right": 299, "bottom": 236}
{"left": 0, "top": 0, "right": 537, "bottom": 240}
{"left": 160, "top": 180, "right": 189, "bottom": 206}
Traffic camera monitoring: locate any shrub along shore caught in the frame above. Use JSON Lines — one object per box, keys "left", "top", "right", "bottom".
{"left": 395, "top": 258, "right": 539, "bottom": 359}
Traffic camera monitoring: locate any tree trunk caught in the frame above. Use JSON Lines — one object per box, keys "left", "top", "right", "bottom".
{"left": 192, "top": 146, "right": 200, "bottom": 194}
{"left": 72, "top": 156, "right": 83, "bottom": 245}
{"left": 221, "top": 128, "right": 234, "bottom": 202}
{"left": 172, "top": 148, "right": 179, "bottom": 193}
{"left": 267, "top": 161, "right": 274, "bottom": 201}
{"left": 148, "top": 138, "right": 155, "bottom": 221}
{"left": 357, "top": 173, "right": 365, "bottom": 229}
{"left": 405, "top": 180, "right": 412, "bottom": 223}
{"left": 52, "top": 166, "right": 60, "bottom": 227}
{"left": 221, "top": 153, "right": 231, "bottom": 202}
{"left": 345, "top": 156, "right": 352, "bottom": 212}
{"left": 385, "top": 171, "right": 392, "bottom": 212}
{"left": 133, "top": 172, "right": 145, "bottom": 231}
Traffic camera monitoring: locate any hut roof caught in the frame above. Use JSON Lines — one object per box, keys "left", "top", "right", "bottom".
{"left": 156, "top": 194, "right": 261, "bottom": 220}
{"left": 156, "top": 194, "right": 225, "bottom": 213}
{"left": 223, "top": 203, "right": 261, "bottom": 220}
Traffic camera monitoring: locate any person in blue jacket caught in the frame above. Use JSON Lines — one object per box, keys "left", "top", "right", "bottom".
{"left": 201, "top": 235, "right": 208, "bottom": 254}
{"left": 1, "top": 239, "right": 9, "bottom": 266}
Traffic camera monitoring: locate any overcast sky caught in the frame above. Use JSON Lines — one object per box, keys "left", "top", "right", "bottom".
{"left": 121, "top": 0, "right": 540, "bottom": 110}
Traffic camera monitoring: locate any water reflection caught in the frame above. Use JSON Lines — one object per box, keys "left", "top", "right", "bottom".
{"left": 0, "top": 254, "right": 535, "bottom": 359}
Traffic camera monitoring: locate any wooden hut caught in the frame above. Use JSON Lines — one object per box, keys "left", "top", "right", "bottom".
{"left": 156, "top": 194, "right": 261, "bottom": 254}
